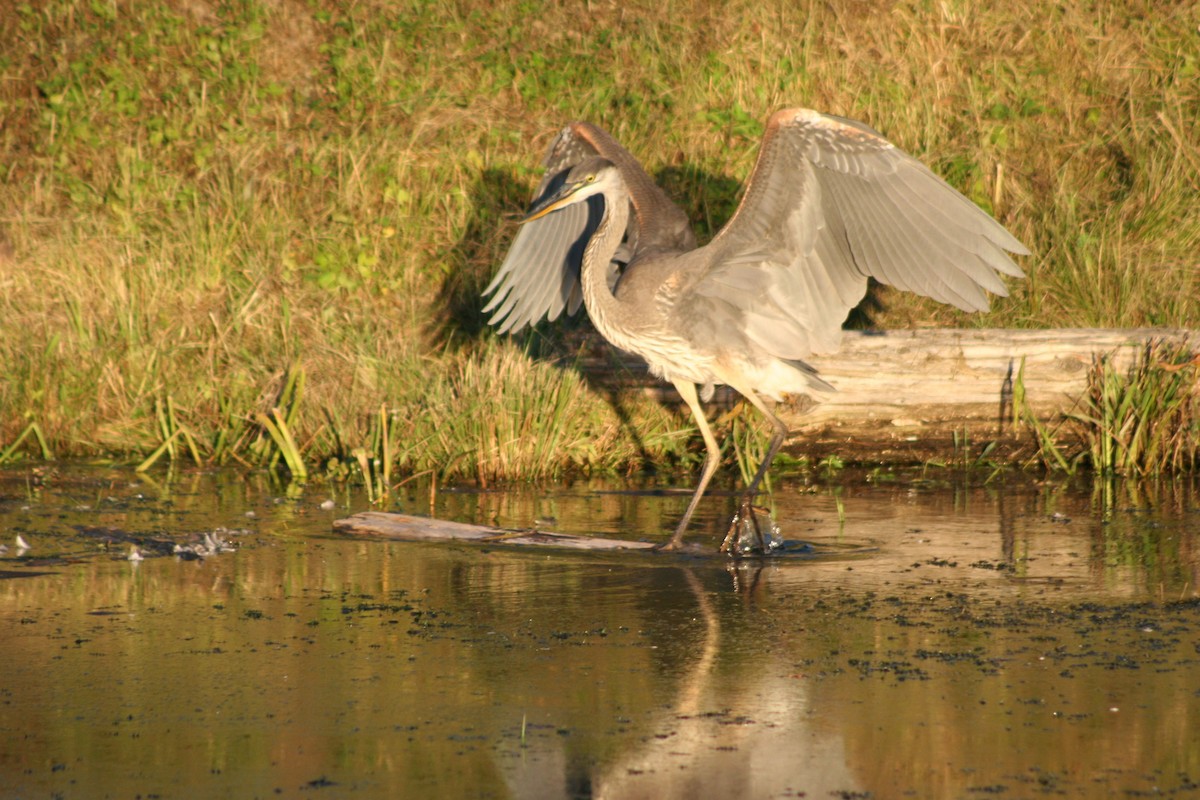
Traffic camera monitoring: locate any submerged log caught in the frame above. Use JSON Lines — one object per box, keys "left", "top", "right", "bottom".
{"left": 334, "top": 511, "right": 660, "bottom": 551}
{"left": 334, "top": 512, "right": 825, "bottom": 557}
{"left": 580, "top": 328, "right": 1198, "bottom": 462}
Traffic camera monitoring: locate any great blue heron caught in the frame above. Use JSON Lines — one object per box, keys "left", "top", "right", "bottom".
{"left": 484, "top": 108, "right": 1027, "bottom": 551}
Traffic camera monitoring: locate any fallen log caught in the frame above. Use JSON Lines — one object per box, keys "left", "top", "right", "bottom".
{"left": 579, "top": 328, "right": 1198, "bottom": 463}
{"left": 333, "top": 511, "right": 848, "bottom": 557}
{"left": 796, "top": 328, "right": 1197, "bottom": 423}
{"left": 333, "top": 510, "right": 660, "bottom": 551}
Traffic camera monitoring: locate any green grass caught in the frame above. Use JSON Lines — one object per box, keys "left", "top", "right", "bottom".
{"left": 1018, "top": 341, "right": 1199, "bottom": 475}
{"left": 1073, "top": 341, "right": 1199, "bottom": 475}
{"left": 1, "top": 0, "right": 1197, "bottom": 481}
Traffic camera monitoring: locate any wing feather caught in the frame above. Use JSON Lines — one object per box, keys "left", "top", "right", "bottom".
{"left": 483, "top": 198, "right": 596, "bottom": 333}
{"left": 830, "top": 175, "right": 991, "bottom": 308}
{"left": 694, "top": 108, "right": 1028, "bottom": 355}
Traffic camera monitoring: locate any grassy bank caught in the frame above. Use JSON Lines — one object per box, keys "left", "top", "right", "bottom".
{"left": 1, "top": 0, "right": 1197, "bottom": 481}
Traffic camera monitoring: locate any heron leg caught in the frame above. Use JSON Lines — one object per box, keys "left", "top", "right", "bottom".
{"left": 659, "top": 381, "right": 721, "bottom": 551}
{"left": 742, "top": 393, "right": 789, "bottom": 500}
{"left": 723, "top": 390, "right": 789, "bottom": 554}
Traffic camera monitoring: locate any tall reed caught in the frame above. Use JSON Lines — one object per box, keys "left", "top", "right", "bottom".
{"left": 1072, "top": 341, "right": 1199, "bottom": 475}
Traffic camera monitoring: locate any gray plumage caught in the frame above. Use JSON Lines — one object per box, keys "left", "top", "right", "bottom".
{"left": 484, "top": 108, "right": 1027, "bottom": 550}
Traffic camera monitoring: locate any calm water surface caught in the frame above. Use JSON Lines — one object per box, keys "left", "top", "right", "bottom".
{"left": 1, "top": 466, "right": 1199, "bottom": 799}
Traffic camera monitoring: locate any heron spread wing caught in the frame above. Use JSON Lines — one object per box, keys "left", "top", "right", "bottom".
{"left": 483, "top": 122, "right": 694, "bottom": 333}
{"left": 692, "top": 108, "right": 1028, "bottom": 357}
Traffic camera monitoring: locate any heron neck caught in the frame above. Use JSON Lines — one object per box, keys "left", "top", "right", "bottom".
{"left": 580, "top": 191, "right": 629, "bottom": 334}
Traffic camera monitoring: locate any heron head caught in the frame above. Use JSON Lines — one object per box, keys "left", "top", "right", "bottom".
{"left": 522, "top": 157, "right": 619, "bottom": 222}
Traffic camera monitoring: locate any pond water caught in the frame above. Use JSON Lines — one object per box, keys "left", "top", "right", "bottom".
{"left": 1, "top": 465, "right": 1199, "bottom": 799}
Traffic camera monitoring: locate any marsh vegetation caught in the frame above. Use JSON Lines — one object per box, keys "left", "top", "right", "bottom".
{"left": 1, "top": 0, "right": 1196, "bottom": 482}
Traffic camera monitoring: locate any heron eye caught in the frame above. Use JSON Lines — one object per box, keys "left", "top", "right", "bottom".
{"left": 586, "top": 174, "right": 596, "bottom": 183}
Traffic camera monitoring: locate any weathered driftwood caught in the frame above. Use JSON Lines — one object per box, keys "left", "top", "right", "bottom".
{"left": 579, "top": 328, "right": 1197, "bottom": 461}
{"left": 335, "top": 512, "right": 833, "bottom": 557}
{"left": 797, "top": 327, "right": 1196, "bottom": 422}
{"left": 334, "top": 511, "right": 661, "bottom": 551}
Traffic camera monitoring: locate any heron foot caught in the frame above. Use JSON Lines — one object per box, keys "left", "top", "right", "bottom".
{"left": 720, "top": 499, "right": 779, "bottom": 556}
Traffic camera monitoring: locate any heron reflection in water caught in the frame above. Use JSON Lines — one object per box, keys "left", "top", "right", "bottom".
{"left": 484, "top": 109, "right": 1027, "bottom": 552}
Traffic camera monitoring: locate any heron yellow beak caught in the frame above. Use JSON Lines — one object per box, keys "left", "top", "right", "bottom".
{"left": 521, "top": 182, "right": 582, "bottom": 223}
